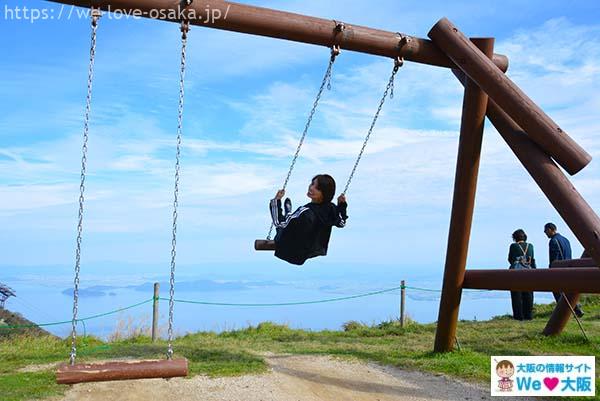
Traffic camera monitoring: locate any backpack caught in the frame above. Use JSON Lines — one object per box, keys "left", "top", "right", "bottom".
{"left": 511, "top": 243, "right": 532, "bottom": 270}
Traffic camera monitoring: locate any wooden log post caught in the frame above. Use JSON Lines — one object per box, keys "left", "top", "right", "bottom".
{"left": 453, "top": 70, "right": 600, "bottom": 267}
{"left": 400, "top": 280, "right": 406, "bottom": 327}
{"left": 434, "top": 38, "right": 494, "bottom": 353}
{"left": 152, "top": 282, "right": 159, "bottom": 342}
{"left": 429, "top": 18, "right": 592, "bottom": 175}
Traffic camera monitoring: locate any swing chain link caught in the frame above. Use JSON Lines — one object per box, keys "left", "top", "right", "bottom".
{"left": 327, "top": 22, "right": 344, "bottom": 90}
{"left": 266, "top": 46, "right": 340, "bottom": 240}
{"left": 282, "top": 48, "right": 339, "bottom": 191}
{"left": 390, "top": 57, "right": 403, "bottom": 99}
{"left": 70, "top": 7, "right": 101, "bottom": 366}
{"left": 327, "top": 46, "right": 340, "bottom": 90}
{"left": 167, "top": 19, "right": 189, "bottom": 360}
{"left": 342, "top": 57, "right": 402, "bottom": 196}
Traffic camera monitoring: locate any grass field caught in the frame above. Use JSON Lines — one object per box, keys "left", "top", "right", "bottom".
{"left": 1, "top": 296, "right": 599, "bottom": 401}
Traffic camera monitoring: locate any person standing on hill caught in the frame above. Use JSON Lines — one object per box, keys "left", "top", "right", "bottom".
{"left": 508, "top": 229, "right": 536, "bottom": 320}
{"left": 544, "top": 222, "right": 584, "bottom": 318}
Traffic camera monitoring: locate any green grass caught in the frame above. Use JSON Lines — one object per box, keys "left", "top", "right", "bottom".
{"left": 1, "top": 296, "right": 600, "bottom": 400}
{"left": 0, "top": 372, "right": 63, "bottom": 401}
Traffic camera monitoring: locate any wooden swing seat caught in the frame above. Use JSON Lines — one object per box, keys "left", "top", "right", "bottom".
{"left": 255, "top": 239, "right": 276, "bottom": 251}
{"left": 56, "top": 358, "right": 188, "bottom": 385}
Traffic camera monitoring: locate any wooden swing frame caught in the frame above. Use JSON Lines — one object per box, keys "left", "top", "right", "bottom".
{"left": 45, "top": 0, "right": 599, "bottom": 362}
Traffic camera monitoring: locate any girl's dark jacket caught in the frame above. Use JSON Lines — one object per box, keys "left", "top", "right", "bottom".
{"left": 270, "top": 199, "right": 348, "bottom": 265}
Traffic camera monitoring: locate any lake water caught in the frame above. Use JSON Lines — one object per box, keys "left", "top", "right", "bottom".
{"left": 2, "top": 264, "right": 555, "bottom": 339}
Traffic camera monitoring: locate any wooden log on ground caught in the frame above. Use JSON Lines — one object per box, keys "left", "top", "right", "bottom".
{"left": 434, "top": 38, "right": 493, "bottom": 353}
{"left": 430, "top": 17, "right": 592, "bottom": 175}
{"left": 462, "top": 268, "right": 600, "bottom": 293}
{"left": 453, "top": 70, "right": 600, "bottom": 267}
{"left": 56, "top": 358, "right": 188, "bottom": 385}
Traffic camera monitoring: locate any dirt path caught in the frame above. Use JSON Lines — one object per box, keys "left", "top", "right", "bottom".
{"left": 57, "top": 354, "right": 513, "bottom": 401}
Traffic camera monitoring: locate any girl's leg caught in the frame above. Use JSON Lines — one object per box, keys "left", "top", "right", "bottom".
{"left": 269, "top": 198, "right": 285, "bottom": 225}
{"left": 274, "top": 227, "right": 283, "bottom": 243}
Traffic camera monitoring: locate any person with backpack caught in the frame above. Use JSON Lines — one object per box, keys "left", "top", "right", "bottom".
{"left": 508, "top": 229, "right": 536, "bottom": 320}
{"left": 544, "top": 222, "right": 584, "bottom": 317}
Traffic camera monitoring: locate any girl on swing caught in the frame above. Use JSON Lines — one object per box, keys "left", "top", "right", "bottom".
{"left": 270, "top": 174, "right": 348, "bottom": 265}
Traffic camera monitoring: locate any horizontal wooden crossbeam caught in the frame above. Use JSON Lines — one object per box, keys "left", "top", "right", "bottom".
{"left": 551, "top": 258, "right": 595, "bottom": 268}
{"left": 463, "top": 268, "right": 600, "bottom": 293}
{"left": 46, "top": 0, "right": 508, "bottom": 71}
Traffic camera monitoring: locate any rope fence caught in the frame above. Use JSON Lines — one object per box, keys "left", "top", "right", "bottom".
{"left": 0, "top": 298, "right": 154, "bottom": 329}
{"left": 0, "top": 283, "right": 488, "bottom": 331}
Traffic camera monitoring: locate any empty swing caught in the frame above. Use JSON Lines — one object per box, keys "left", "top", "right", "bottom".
{"left": 255, "top": 55, "right": 404, "bottom": 252}
{"left": 56, "top": 8, "right": 190, "bottom": 385}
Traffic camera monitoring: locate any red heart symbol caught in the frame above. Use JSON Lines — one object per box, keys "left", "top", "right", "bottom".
{"left": 544, "top": 377, "right": 559, "bottom": 391}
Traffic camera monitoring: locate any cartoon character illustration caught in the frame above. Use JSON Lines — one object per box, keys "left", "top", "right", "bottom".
{"left": 496, "top": 360, "right": 515, "bottom": 392}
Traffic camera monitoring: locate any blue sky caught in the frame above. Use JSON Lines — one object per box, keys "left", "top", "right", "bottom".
{"left": 1, "top": 0, "right": 600, "bottom": 280}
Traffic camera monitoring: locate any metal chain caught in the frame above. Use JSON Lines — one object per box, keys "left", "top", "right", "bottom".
{"left": 167, "top": 20, "right": 189, "bottom": 360}
{"left": 70, "top": 7, "right": 101, "bottom": 366}
{"left": 342, "top": 57, "right": 403, "bottom": 195}
{"left": 266, "top": 48, "right": 340, "bottom": 240}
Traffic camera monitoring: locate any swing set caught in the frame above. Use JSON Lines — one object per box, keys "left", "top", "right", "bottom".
{"left": 46, "top": 0, "right": 600, "bottom": 386}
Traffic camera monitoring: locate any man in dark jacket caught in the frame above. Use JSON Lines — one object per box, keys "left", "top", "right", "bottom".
{"left": 270, "top": 174, "right": 347, "bottom": 265}
{"left": 544, "top": 222, "right": 584, "bottom": 317}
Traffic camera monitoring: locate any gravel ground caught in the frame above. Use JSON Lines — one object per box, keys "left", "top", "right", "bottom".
{"left": 54, "top": 354, "right": 532, "bottom": 401}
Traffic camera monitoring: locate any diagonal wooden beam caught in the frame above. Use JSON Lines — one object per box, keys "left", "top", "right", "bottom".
{"left": 543, "top": 292, "right": 581, "bottom": 336}
{"left": 543, "top": 257, "right": 595, "bottom": 336}
{"left": 429, "top": 17, "right": 591, "bottom": 175}
{"left": 453, "top": 70, "right": 600, "bottom": 267}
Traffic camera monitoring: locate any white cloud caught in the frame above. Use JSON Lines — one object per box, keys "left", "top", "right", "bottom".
{"left": 3, "top": 6, "right": 600, "bottom": 269}
{"left": 0, "top": 183, "right": 75, "bottom": 212}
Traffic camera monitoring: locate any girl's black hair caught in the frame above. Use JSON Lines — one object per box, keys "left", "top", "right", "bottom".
{"left": 512, "top": 229, "right": 527, "bottom": 242}
{"left": 312, "top": 174, "right": 336, "bottom": 203}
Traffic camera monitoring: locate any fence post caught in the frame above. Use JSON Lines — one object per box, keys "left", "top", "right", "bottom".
{"left": 152, "top": 282, "right": 159, "bottom": 342}
{"left": 400, "top": 280, "right": 406, "bottom": 327}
